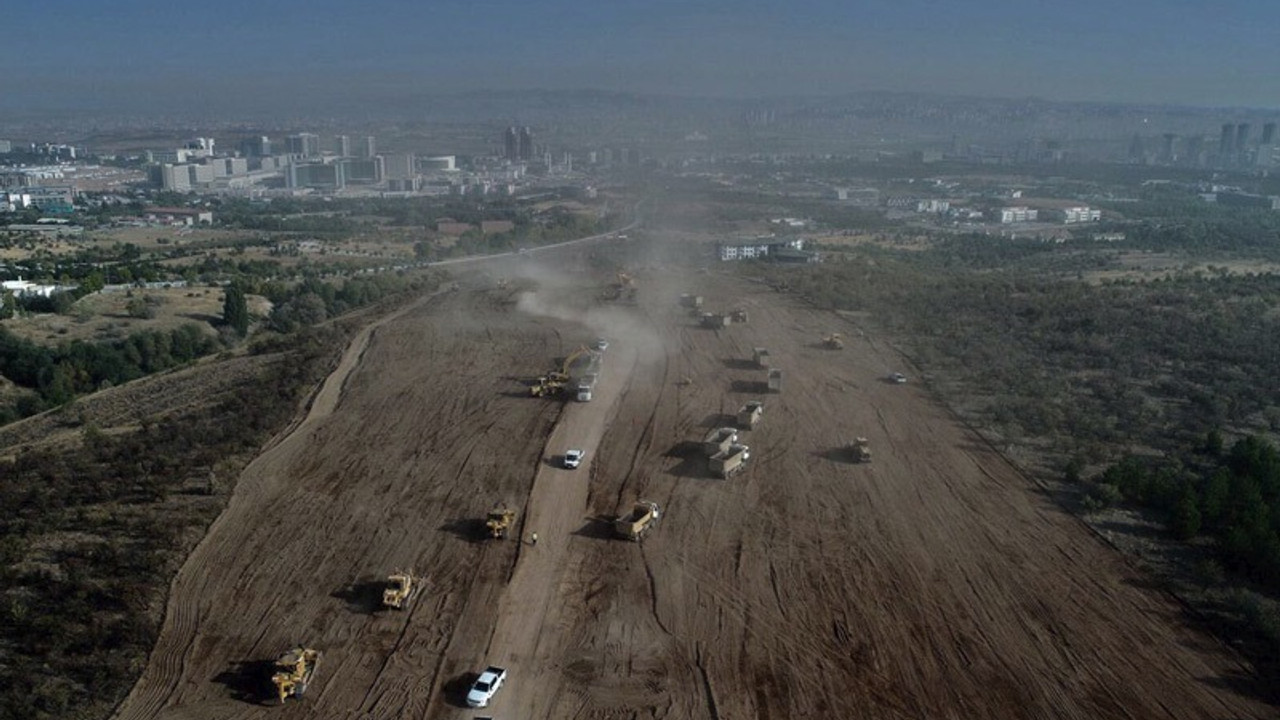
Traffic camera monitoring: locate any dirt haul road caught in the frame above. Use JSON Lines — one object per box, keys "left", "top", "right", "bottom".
{"left": 113, "top": 255, "right": 1271, "bottom": 720}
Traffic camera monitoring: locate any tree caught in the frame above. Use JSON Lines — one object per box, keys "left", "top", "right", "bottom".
{"left": 1170, "top": 488, "right": 1202, "bottom": 540}
{"left": 222, "top": 284, "right": 249, "bottom": 337}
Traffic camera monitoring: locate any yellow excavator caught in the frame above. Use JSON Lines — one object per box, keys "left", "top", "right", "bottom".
{"left": 531, "top": 345, "right": 594, "bottom": 397}
{"left": 270, "top": 646, "right": 321, "bottom": 703}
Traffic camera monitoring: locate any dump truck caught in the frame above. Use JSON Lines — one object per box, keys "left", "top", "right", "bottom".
{"left": 849, "top": 437, "right": 872, "bottom": 463}
{"left": 576, "top": 373, "right": 598, "bottom": 402}
{"left": 700, "top": 312, "right": 730, "bottom": 328}
{"left": 614, "top": 500, "right": 661, "bottom": 541}
{"left": 736, "top": 400, "right": 764, "bottom": 429}
{"left": 271, "top": 646, "right": 321, "bottom": 704}
{"left": 486, "top": 507, "right": 516, "bottom": 539}
{"left": 382, "top": 572, "right": 418, "bottom": 610}
{"left": 767, "top": 368, "right": 783, "bottom": 393}
{"left": 823, "top": 333, "right": 844, "bottom": 349}
{"left": 702, "top": 426, "right": 739, "bottom": 457}
{"left": 752, "top": 347, "right": 771, "bottom": 368}
{"left": 709, "top": 444, "right": 750, "bottom": 478}
{"left": 730, "top": 309, "right": 749, "bottom": 323}
{"left": 679, "top": 294, "right": 704, "bottom": 311}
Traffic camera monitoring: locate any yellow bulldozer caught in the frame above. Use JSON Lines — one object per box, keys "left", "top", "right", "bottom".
{"left": 270, "top": 646, "right": 321, "bottom": 704}
{"left": 486, "top": 506, "right": 517, "bottom": 539}
{"left": 382, "top": 571, "right": 418, "bottom": 610}
{"left": 823, "top": 333, "right": 844, "bottom": 350}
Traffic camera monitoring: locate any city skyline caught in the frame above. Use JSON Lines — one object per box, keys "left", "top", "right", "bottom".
{"left": 2, "top": 0, "right": 1279, "bottom": 114}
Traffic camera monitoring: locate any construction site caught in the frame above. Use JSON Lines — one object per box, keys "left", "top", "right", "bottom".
{"left": 104, "top": 236, "right": 1272, "bottom": 720}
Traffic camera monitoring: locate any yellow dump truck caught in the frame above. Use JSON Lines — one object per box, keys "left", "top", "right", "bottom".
{"left": 702, "top": 427, "right": 739, "bottom": 457}
{"left": 614, "top": 501, "right": 661, "bottom": 541}
{"left": 709, "top": 444, "right": 750, "bottom": 478}
{"left": 736, "top": 400, "right": 764, "bottom": 429}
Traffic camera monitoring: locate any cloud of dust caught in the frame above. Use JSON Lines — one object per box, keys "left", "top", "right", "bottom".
{"left": 508, "top": 255, "right": 669, "bottom": 364}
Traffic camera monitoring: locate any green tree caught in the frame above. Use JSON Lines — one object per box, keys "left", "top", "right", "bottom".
{"left": 222, "top": 283, "right": 249, "bottom": 337}
{"left": 1170, "top": 488, "right": 1203, "bottom": 540}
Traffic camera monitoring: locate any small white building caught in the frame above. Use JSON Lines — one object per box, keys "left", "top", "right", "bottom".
{"left": 1061, "top": 206, "right": 1102, "bottom": 223}
{"left": 998, "top": 206, "right": 1039, "bottom": 224}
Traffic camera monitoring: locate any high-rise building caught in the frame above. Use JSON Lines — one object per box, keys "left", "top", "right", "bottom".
{"left": 287, "top": 133, "right": 321, "bottom": 158}
{"left": 504, "top": 127, "right": 519, "bottom": 161}
{"left": 360, "top": 136, "right": 377, "bottom": 159}
{"left": 1235, "top": 123, "right": 1251, "bottom": 153}
{"left": 334, "top": 135, "right": 351, "bottom": 157}
{"left": 518, "top": 127, "right": 534, "bottom": 161}
{"left": 1262, "top": 123, "right": 1277, "bottom": 145}
{"left": 1219, "top": 123, "right": 1235, "bottom": 159}
{"left": 287, "top": 161, "right": 345, "bottom": 190}
{"left": 240, "top": 136, "right": 271, "bottom": 157}
{"left": 382, "top": 153, "right": 416, "bottom": 179}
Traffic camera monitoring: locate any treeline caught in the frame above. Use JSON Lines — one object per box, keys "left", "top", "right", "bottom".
{"left": 253, "top": 272, "right": 430, "bottom": 334}
{"left": 0, "top": 325, "right": 220, "bottom": 422}
{"left": 1091, "top": 435, "right": 1280, "bottom": 594}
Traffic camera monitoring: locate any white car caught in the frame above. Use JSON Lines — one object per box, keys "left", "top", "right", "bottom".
{"left": 563, "top": 449, "right": 585, "bottom": 469}
{"left": 466, "top": 666, "right": 507, "bottom": 708}
{"left": 890, "top": 372, "right": 907, "bottom": 384}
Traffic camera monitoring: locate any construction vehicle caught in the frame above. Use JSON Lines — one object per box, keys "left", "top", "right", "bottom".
{"left": 575, "top": 373, "right": 598, "bottom": 402}
{"left": 605, "top": 271, "right": 637, "bottom": 303}
{"left": 823, "top": 333, "right": 844, "bottom": 349}
{"left": 614, "top": 500, "right": 661, "bottom": 541}
{"left": 767, "top": 368, "right": 783, "bottom": 393}
{"left": 730, "top": 309, "right": 749, "bottom": 324}
{"left": 736, "top": 400, "right": 764, "bottom": 429}
{"left": 532, "top": 346, "right": 599, "bottom": 398}
{"left": 849, "top": 437, "right": 872, "bottom": 463}
{"left": 382, "top": 571, "right": 418, "bottom": 610}
{"left": 699, "top": 312, "right": 730, "bottom": 328}
{"left": 702, "top": 427, "right": 739, "bottom": 457}
{"left": 752, "top": 347, "right": 772, "bottom": 368}
{"left": 270, "top": 646, "right": 321, "bottom": 704}
{"left": 486, "top": 507, "right": 516, "bottom": 539}
{"left": 679, "top": 294, "right": 704, "bottom": 312}
{"left": 709, "top": 444, "right": 750, "bottom": 478}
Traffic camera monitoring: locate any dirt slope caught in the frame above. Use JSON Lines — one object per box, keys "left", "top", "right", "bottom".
{"left": 112, "top": 253, "right": 1272, "bottom": 720}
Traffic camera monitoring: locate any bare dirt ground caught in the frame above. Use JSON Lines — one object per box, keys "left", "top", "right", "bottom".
{"left": 110, "top": 242, "right": 1273, "bottom": 719}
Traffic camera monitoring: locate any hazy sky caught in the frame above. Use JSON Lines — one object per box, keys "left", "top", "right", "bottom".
{"left": 3, "top": 0, "right": 1278, "bottom": 111}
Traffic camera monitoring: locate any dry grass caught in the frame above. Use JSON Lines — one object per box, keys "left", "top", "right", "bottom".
{"left": 4, "top": 287, "right": 270, "bottom": 346}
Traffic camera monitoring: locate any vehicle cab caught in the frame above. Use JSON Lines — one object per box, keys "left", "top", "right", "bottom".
{"left": 466, "top": 666, "right": 507, "bottom": 708}
{"left": 564, "top": 449, "right": 585, "bottom": 469}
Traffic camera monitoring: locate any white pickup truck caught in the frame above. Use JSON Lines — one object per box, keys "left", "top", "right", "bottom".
{"left": 466, "top": 666, "right": 508, "bottom": 708}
